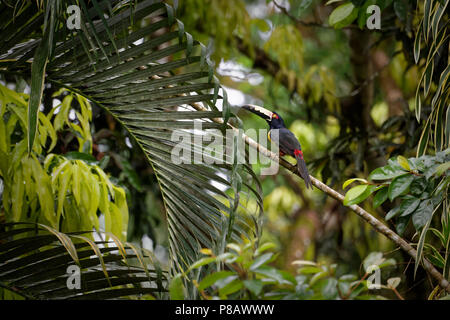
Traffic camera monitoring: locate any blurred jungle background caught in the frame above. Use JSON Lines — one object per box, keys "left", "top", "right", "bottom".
{"left": 0, "top": 0, "right": 448, "bottom": 300}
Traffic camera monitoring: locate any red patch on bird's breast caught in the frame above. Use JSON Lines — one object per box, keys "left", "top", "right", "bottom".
{"left": 294, "top": 149, "right": 303, "bottom": 159}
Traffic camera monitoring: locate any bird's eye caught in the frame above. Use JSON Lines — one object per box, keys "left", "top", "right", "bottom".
{"left": 272, "top": 114, "right": 278, "bottom": 119}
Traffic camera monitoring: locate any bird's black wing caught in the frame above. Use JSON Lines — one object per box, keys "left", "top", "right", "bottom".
{"left": 273, "top": 128, "right": 313, "bottom": 189}
{"left": 276, "top": 128, "right": 301, "bottom": 156}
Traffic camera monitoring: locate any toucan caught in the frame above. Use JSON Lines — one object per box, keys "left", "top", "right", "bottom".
{"left": 242, "top": 104, "right": 313, "bottom": 189}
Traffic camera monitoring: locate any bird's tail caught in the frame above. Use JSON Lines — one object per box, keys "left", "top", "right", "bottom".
{"left": 295, "top": 153, "right": 313, "bottom": 189}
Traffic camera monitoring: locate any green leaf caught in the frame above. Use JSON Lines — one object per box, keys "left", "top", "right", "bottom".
{"left": 215, "top": 275, "right": 239, "bottom": 289}
{"left": 56, "top": 165, "right": 73, "bottom": 219}
{"left": 249, "top": 252, "right": 274, "bottom": 271}
{"left": 397, "top": 156, "right": 411, "bottom": 171}
{"left": 298, "top": 266, "right": 323, "bottom": 274}
{"left": 344, "top": 185, "right": 376, "bottom": 206}
{"left": 198, "top": 271, "right": 235, "bottom": 292}
{"left": 169, "top": 274, "right": 185, "bottom": 300}
{"left": 321, "top": 278, "right": 338, "bottom": 299}
{"left": 388, "top": 174, "right": 414, "bottom": 201}
{"left": 395, "top": 216, "right": 409, "bottom": 236}
{"left": 410, "top": 177, "right": 428, "bottom": 196}
{"left": 71, "top": 162, "right": 81, "bottom": 205}
{"left": 385, "top": 206, "right": 401, "bottom": 221}
{"left": 412, "top": 200, "right": 433, "bottom": 230}
{"left": 189, "top": 256, "right": 217, "bottom": 270}
{"left": 342, "top": 178, "right": 367, "bottom": 189}
{"left": 243, "top": 279, "right": 264, "bottom": 296}
{"left": 255, "top": 242, "right": 276, "bottom": 255}
{"left": 363, "top": 252, "right": 384, "bottom": 271}
{"left": 414, "top": 216, "right": 432, "bottom": 279}
{"left": 434, "top": 162, "right": 450, "bottom": 176}
{"left": 219, "top": 279, "right": 243, "bottom": 297}
{"left": 399, "top": 196, "right": 420, "bottom": 217}
{"left": 414, "top": 22, "right": 422, "bottom": 64}
{"left": 254, "top": 266, "right": 292, "bottom": 285}
{"left": 328, "top": 3, "right": 358, "bottom": 29}
{"left": 326, "top": 0, "right": 344, "bottom": 5}
{"left": 28, "top": 42, "right": 49, "bottom": 153}
{"left": 369, "top": 165, "right": 406, "bottom": 181}
{"left": 373, "top": 187, "right": 388, "bottom": 209}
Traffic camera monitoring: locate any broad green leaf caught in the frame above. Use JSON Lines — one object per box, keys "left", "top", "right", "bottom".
{"left": 379, "top": 258, "right": 396, "bottom": 269}
{"left": 321, "top": 278, "right": 338, "bottom": 299}
{"left": 254, "top": 266, "right": 292, "bottom": 285}
{"left": 255, "top": 242, "right": 276, "bottom": 255}
{"left": 249, "top": 252, "right": 274, "bottom": 271}
{"left": 219, "top": 279, "right": 243, "bottom": 297}
{"left": 309, "top": 270, "right": 328, "bottom": 286}
{"left": 395, "top": 216, "right": 409, "bottom": 236}
{"left": 226, "top": 243, "right": 241, "bottom": 254}
{"left": 243, "top": 279, "right": 264, "bottom": 296}
{"left": 397, "top": 156, "right": 410, "bottom": 171}
{"left": 298, "top": 266, "right": 323, "bottom": 274}
{"left": 369, "top": 165, "right": 406, "bottom": 181}
{"left": 434, "top": 162, "right": 450, "bottom": 176}
{"left": 291, "top": 260, "right": 317, "bottom": 267}
{"left": 328, "top": 3, "right": 358, "bottom": 29}
{"left": 412, "top": 200, "right": 433, "bottom": 230}
{"left": 388, "top": 174, "right": 414, "bottom": 201}
{"left": 373, "top": 186, "right": 388, "bottom": 209}
{"left": 109, "top": 203, "right": 124, "bottom": 242}
{"left": 342, "top": 178, "right": 367, "bottom": 189}
{"left": 113, "top": 186, "right": 129, "bottom": 241}
{"left": 169, "top": 274, "right": 185, "bottom": 300}
{"left": 410, "top": 177, "right": 428, "bottom": 196}
{"left": 385, "top": 206, "right": 401, "bottom": 221}
{"left": 198, "top": 271, "right": 235, "bottom": 292}
{"left": 189, "top": 257, "right": 217, "bottom": 270}
{"left": 344, "top": 185, "right": 376, "bottom": 206}
{"left": 399, "top": 196, "right": 420, "bottom": 217}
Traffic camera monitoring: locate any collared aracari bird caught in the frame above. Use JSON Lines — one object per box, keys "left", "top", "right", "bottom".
{"left": 242, "top": 104, "right": 313, "bottom": 189}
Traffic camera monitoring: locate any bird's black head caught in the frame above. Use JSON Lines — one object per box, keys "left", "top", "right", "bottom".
{"left": 241, "top": 104, "right": 286, "bottom": 128}
{"left": 268, "top": 112, "right": 286, "bottom": 129}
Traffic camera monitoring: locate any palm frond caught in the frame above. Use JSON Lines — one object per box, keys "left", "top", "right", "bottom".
{"left": 0, "top": 223, "right": 167, "bottom": 299}
{"left": 0, "top": 0, "right": 264, "bottom": 275}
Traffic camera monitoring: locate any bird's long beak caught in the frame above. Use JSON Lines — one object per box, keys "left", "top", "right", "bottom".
{"left": 241, "top": 104, "right": 273, "bottom": 121}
